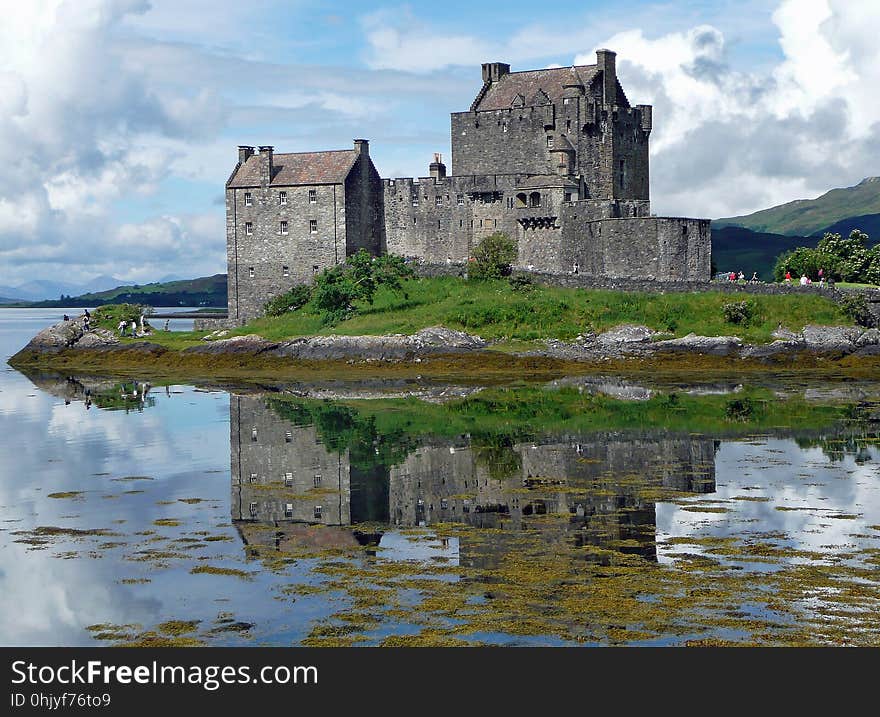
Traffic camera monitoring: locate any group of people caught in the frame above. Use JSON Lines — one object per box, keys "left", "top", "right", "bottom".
{"left": 61, "top": 309, "right": 91, "bottom": 331}
{"left": 783, "top": 268, "right": 830, "bottom": 287}
{"left": 726, "top": 271, "right": 761, "bottom": 283}
{"left": 117, "top": 315, "right": 146, "bottom": 338}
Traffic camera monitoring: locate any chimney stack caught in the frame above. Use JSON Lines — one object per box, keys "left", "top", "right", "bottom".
{"left": 596, "top": 49, "right": 617, "bottom": 105}
{"left": 258, "top": 145, "right": 273, "bottom": 185}
{"left": 429, "top": 152, "right": 446, "bottom": 181}
{"left": 481, "top": 62, "right": 511, "bottom": 84}
{"left": 238, "top": 145, "right": 255, "bottom": 164}
{"left": 353, "top": 139, "right": 369, "bottom": 156}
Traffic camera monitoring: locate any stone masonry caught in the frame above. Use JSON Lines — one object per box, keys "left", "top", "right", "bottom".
{"left": 225, "top": 49, "right": 711, "bottom": 321}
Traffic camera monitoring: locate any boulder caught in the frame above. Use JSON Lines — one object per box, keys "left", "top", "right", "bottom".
{"left": 596, "top": 324, "right": 656, "bottom": 344}
{"left": 856, "top": 328, "right": 880, "bottom": 347}
{"left": 75, "top": 329, "right": 119, "bottom": 348}
{"left": 409, "top": 326, "right": 486, "bottom": 350}
{"left": 740, "top": 341, "right": 802, "bottom": 359}
{"left": 24, "top": 320, "right": 83, "bottom": 350}
{"left": 184, "top": 334, "right": 278, "bottom": 355}
{"left": 653, "top": 333, "right": 742, "bottom": 356}
{"left": 771, "top": 326, "right": 801, "bottom": 341}
{"left": 802, "top": 325, "right": 860, "bottom": 352}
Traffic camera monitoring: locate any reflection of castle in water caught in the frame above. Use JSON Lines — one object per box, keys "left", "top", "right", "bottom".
{"left": 231, "top": 395, "right": 716, "bottom": 562}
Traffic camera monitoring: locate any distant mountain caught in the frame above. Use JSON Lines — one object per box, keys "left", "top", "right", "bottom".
{"left": 0, "top": 275, "right": 126, "bottom": 302}
{"left": 809, "top": 213, "right": 880, "bottom": 238}
{"left": 7, "top": 274, "right": 228, "bottom": 308}
{"left": 716, "top": 177, "right": 880, "bottom": 237}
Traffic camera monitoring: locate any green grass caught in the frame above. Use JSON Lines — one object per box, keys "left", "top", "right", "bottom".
{"left": 146, "top": 276, "right": 850, "bottom": 349}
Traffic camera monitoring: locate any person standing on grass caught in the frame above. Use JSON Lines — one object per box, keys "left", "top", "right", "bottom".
{"left": 784, "top": 270, "right": 792, "bottom": 284}
{"left": 130, "top": 320, "right": 137, "bottom": 338}
{"left": 117, "top": 319, "right": 127, "bottom": 336}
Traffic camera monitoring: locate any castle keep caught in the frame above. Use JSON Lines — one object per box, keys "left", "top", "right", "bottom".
{"left": 225, "top": 50, "right": 711, "bottom": 321}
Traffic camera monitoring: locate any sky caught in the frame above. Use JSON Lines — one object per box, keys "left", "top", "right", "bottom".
{"left": 2, "top": 0, "right": 880, "bottom": 286}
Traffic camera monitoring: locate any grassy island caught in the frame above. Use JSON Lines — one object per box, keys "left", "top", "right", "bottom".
{"left": 141, "top": 276, "right": 847, "bottom": 350}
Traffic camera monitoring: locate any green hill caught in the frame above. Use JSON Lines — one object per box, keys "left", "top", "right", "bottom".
{"left": 711, "top": 226, "right": 815, "bottom": 280}
{"left": 8, "top": 274, "right": 227, "bottom": 308}
{"left": 809, "top": 213, "right": 880, "bottom": 238}
{"left": 716, "top": 177, "right": 880, "bottom": 237}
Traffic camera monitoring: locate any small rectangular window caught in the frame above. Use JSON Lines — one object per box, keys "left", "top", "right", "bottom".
{"left": 456, "top": 194, "right": 464, "bottom": 206}
{"left": 285, "top": 503, "right": 293, "bottom": 518}
{"left": 248, "top": 266, "right": 255, "bottom": 278}
{"left": 282, "top": 265, "right": 289, "bottom": 277}
{"left": 245, "top": 222, "right": 253, "bottom": 235}
{"left": 244, "top": 192, "right": 252, "bottom": 206}
{"left": 284, "top": 472, "right": 293, "bottom": 487}
{"left": 249, "top": 501, "right": 258, "bottom": 516}
{"left": 285, "top": 430, "right": 292, "bottom": 443}
{"left": 249, "top": 472, "right": 257, "bottom": 483}
{"left": 251, "top": 427, "right": 257, "bottom": 442}
{"left": 313, "top": 474, "right": 321, "bottom": 487}
{"left": 279, "top": 191, "right": 287, "bottom": 205}
{"left": 309, "top": 219, "right": 317, "bottom": 233}
{"left": 564, "top": 192, "right": 572, "bottom": 202}
{"left": 412, "top": 197, "right": 419, "bottom": 207}
{"left": 547, "top": 136, "right": 554, "bottom": 148}
{"left": 308, "top": 189, "right": 317, "bottom": 204}
{"left": 313, "top": 505, "right": 323, "bottom": 520}
{"left": 435, "top": 196, "right": 442, "bottom": 207}
{"left": 280, "top": 221, "right": 288, "bottom": 235}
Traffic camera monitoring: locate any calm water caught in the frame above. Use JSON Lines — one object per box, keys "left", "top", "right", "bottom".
{"left": 1, "top": 308, "right": 879, "bottom": 646}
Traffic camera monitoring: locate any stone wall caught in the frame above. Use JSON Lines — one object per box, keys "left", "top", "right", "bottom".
{"left": 344, "top": 151, "right": 385, "bottom": 256}
{"left": 561, "top": 211, "right": 711, "bottom": 281}
{"left": 451, "top": 108, "right": 554, "bottom": 177}
{"left": 226, "top": 182, "right": 346, "bottom": 322}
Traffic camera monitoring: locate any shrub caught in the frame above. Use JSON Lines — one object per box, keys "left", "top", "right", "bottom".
{"left": 469, "top": 232, "right": 518, "bottom": 280}
{"left": 312, "top": 249, "right": 413, "bottom": 324}
{"left": 726, "top": 398, "right": 756, "bottom": 421}
{"left": 839, "top": 293, "right": 875, "bottom": 328}
{"left": 508, "top": 274, "right": 534, "bottom": 292}
{"left": 722, "top": 300, "right": 757, "bottom": 325}
{"left": 264, "top": 285, "right": 311, "bottom": 317}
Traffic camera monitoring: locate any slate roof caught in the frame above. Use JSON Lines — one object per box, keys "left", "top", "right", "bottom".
{"left": 227, "top": 149, "right": 358, "bottom": 188}
{"left": 475, "top": 65, "right": 600, "bottom": 111}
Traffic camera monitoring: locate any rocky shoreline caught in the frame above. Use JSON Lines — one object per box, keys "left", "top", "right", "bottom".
{"left": 10, "top": 319, "right": 880, "bottom": 371}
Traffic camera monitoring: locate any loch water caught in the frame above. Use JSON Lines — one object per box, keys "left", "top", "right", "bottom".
{"left": 1, "top": 308, "right": 879, "bottom": 646}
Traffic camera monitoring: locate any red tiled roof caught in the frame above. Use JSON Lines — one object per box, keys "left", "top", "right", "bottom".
{"left": 475, "top": 65, "right": 600, "bottom": 111}
{"left": 227, "top": 149, "right": 358, "bottom": 188}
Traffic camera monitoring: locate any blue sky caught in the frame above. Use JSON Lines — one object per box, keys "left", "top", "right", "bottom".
{"left": 1, "top": 0, "right": 878, "bottom": 286}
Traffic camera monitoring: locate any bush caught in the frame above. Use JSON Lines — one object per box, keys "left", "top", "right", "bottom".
{"left": 839, "top": 293, "right": 875, "bottom": 328}
{"left": 508, "top": 274, "right": 534, "bottom": 292}
{"left": 312, "top": 249, "right": 413, "bottom": 324}
{"left": 722, "top": 300, "right": 757, "bottom": 326}
{"left": 264, "top": 285, "right": 311, "bottom": 317}
{"left": 469, "top": 232, "right": 518, "bottom": 280}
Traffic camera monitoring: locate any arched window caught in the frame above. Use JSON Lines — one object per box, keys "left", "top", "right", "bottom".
{"left": 529, "top": 192, "right": 541, "bottom": 208}
{"left": 516, "top": 192, "right": 528, "bottom": 208}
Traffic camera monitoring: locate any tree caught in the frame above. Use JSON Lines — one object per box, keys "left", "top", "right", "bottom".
{"left": 469, "top": 232, "right": 518, "bottom": 280}
{"left": 773, "top": 247, "right": 832, "bottom": 282}
{"left": 816, "top": 230, "right": 871, "bottom": 282}
{"left": 312, "top": 249, "right": 413, "bottom": 323}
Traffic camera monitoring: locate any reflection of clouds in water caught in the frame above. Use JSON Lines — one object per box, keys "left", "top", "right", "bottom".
{"left": 657, "top": 439, "right": 880, "bottom": 564}
{"left": 0, "top": 381, "right": 234, "bottom": 646}
{"left": 0, "top": 541, "right": 162, "bottom": 646}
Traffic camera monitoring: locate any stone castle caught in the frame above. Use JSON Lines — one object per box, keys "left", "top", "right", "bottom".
{"left": 225, "top": 50, "right": 711, "bottom": 321}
